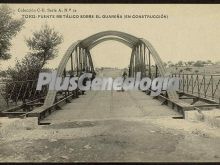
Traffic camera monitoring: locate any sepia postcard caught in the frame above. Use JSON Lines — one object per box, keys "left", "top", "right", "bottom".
{"left": 0, "top": 3, "right": 220, "bottom": 163}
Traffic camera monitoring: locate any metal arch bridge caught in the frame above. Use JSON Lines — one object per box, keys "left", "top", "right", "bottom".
{"left": 43, "top": 30, "right": 178, "bottom": 108}
{"left": 0, "top": 31, "right": 219, "bottom": 122}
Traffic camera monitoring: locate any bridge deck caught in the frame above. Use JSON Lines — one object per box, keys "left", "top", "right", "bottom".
{"left": 42, "top": 90, "right": 182, "bottom": 123}
{"left": 1, "top": 90, "right": 220, "bottom": 162}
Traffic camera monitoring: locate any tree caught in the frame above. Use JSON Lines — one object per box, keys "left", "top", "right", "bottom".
{"left": 177, "top": 60, "right": 183, "bottom": 67}
{"left": 7, "top": 24, "right": 63, "bottom": 81}
{"left": 194, "top": 70, "right": 199, "bottom": 74}
{"left": 185, "top": 67, "right": 192, "bottom": 72}
{"left": 187, "top": 61, "right": 195, "bottom": 66}
{"left": 7, "top": 55, "right": 42, "bottom": 81}
{"left": 193, "top": 60, "right": 204, "bottom": 67}
{"left": 0, "top": 5, "right": 25, "bottom": 60}
{"left": 3, "top": 23, "right": 62, "bottom": 105}
{"left": 167, "top": 61, "right": 174, "bottom": 68}
{"left": 5, "top": 55, "right": 53, "bottom": 103}
{"left": 0, "top": 70, "right": 7, "bottom": 77}
{"left": 26, "top": 24, "right": 63, "bottom": 69}
{"left": 206, "top": 60, "right": 213, "bottom": 65}
{"left": 184, "top": 62, "right": 188, "bottom": 67}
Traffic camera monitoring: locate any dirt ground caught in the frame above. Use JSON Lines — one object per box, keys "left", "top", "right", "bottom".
{"left": 0, "top": 118, "right": 220, "bottom": 162}
{"left": 0, "top": 69, "right": 219, "bottom": 162}
{"left": 0, "top": 90, "right": 220, "bottom": 162}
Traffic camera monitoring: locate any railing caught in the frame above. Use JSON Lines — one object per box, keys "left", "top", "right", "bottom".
{"left": 0, "top": 80, "right": 48, "bottom": 109}
{"left": 172, "top": 73, "right": 220, "bottom": 103}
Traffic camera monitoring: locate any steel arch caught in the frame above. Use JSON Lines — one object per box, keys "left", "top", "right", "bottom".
{"left": 42, "top": 30, "right": 178, "bottom": 108}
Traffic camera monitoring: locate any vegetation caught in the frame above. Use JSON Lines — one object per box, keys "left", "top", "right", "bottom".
{"left": 7, "top": 55, "right": 42, "bottom": 81}
{"left": 1, "top": 25, "right": 63, "bottom": 104}
{"left": 7, "top": 24, "right": 63, "bottom": 81}
{"left": 26, "top": 24, "right": 63, "bottom": 69}
{"left": 163, "top": 60, "right": 214, "bottom": 68}
{"left": 0, "top": 5, "right": 25, "bottom": 60}
{"left": 162, "top": 60, "right": 220, "bottom": 75}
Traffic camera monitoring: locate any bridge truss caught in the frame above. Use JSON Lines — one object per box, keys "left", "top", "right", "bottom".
{"left": 0, "top": 31, "right": 219, "bottom": 122}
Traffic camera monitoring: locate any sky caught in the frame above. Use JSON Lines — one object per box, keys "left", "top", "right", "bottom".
{"left": 1, "top": 4, "right": 220, "bottom": 70}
